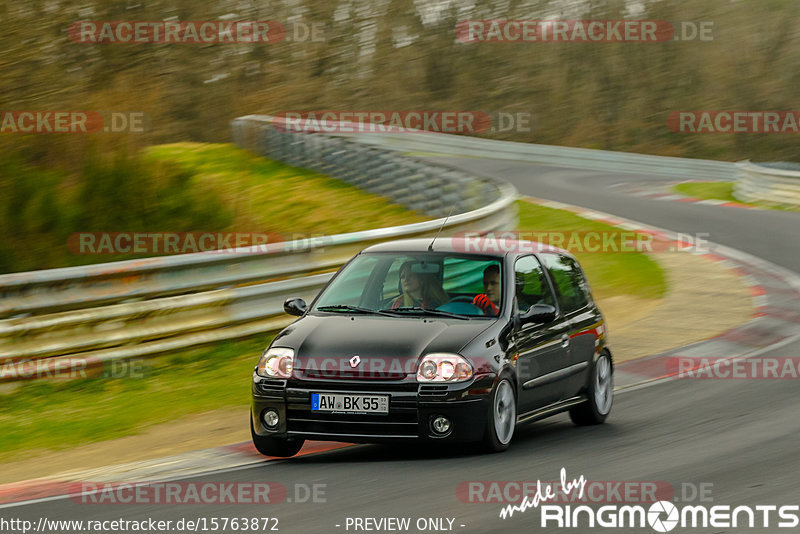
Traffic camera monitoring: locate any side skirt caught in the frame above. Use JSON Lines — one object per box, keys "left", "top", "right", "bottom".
{"left": 516, "top": 395, "right": 587, "bottom": 425}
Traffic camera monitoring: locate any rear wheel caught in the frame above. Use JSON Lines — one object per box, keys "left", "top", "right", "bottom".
{"left": 569, "top": 352, "right": 613, "bottom": 425}
{"left": 250, "top": 417, "right": 305, "bottom": 457}
{"left": 482, "top": 377, "right": 516, "bottom": 452}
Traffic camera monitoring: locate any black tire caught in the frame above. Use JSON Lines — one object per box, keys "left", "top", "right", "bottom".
{"left": 482, "top": 377, "right": 517, "bottom": 453}
{"left": 250, "top": 417, "right": 305, "bottom": 457}
{"left": 569, "top": 351, "right": 613, "bottom": 426}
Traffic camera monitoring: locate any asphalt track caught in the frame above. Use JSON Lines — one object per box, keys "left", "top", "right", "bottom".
{"left": 9, "top": 159, "right": 800, "bottom": 533}
{"left": 429, "top": 159, "right": 800, "bottom": 274}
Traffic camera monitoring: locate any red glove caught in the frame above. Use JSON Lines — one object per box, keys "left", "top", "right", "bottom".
{"left": 473, "top": 294, "right": 499, "bottom": 315}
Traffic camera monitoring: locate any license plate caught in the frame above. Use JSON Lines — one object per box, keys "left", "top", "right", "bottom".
{"left": 311, "top": 393, "right": 389, "bottom": 414}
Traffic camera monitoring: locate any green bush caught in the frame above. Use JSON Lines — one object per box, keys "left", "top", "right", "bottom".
{"left": 0, "top": 145, "right": 233, "bottom": 274}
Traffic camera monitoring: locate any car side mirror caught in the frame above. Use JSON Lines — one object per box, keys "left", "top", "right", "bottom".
{"left": 519, "top": 303, "right": 557, "bottom": 324}
{"left": 284, "top": 297, "right": 307, "bottom": 316}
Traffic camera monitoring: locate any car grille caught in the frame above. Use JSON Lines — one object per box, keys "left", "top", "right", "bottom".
{"left": 300, "top": 369, "right": 408, "bottom": 380}
{"left": 256, "top": 378, "right": 286, "bottom": 394}
{"left": 285, "top": 382, "right": 419, "bottom": 438}
{"left": 418, "top": 384, "right": 449, "bottom": 397}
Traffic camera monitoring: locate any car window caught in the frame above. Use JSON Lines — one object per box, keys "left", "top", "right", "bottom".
{"left": 313, "top": 252, "right": 502, "bottom": 317}
{"left": 442, "top": 258, "right": 493, "bottom": 294}
{"left": 539, "top": 253, "right": 591, "bottom": 314}
{"left": 315, "top": 255, "right": 382, "bottom": 307}
{"left": 513, "top": 255, "right": 556, "bottom": 312}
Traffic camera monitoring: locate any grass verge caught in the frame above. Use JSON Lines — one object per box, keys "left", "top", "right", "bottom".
{"left": 0, "top": 336, "right": 271, "bottom": 462}
{"left": 673, "top": 181, "right": 799, "bottom": 212}
{"left": 144, "top": 143, "right": 428, "bottom": 233}
{"left": 517, "top": 199, "right": 666, "bottom": 300}
{"left": 0, "top": 143, "right": 426, "bottom": 273}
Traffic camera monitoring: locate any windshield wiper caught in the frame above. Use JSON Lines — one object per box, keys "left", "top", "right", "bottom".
{"left": 316, "top": 305, "right": 394, "bottom": 316}
{"left": 378, "top": 306, "right": 471, "bottom": 320}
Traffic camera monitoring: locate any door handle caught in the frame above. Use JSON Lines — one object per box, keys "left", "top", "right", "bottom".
{"left": 561, "top": 334, "right": 570, "bottom": 348}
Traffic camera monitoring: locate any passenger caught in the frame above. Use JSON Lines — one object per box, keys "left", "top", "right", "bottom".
{"left": 472, "top": 264, "right": 500, "bottom": 316}
{"left": 391, "top": 261, "right": 448, "bottom": 309}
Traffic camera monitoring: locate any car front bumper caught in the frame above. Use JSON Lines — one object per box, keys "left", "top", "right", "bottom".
{"left": 251, "top": 374, "right": 495, "bottom": 444}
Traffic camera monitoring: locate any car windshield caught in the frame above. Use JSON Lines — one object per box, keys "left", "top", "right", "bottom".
{"left": 313, "top": 252, "right": 503, "bottom": 318}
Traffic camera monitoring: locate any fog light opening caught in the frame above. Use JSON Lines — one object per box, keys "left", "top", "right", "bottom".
{"left": 431, "top": 415, "right": 452, "bottom": 436}
{"left": 263, "top": 409, "right": 280, "bottom": 429}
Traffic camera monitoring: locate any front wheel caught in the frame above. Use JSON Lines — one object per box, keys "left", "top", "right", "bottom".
{"left": 250, "top": 417, "right": 305, "bottom": 457}
{"left": 569, "top": 352, "right": 613, "bottom": 425}
{"left": 482, "top": 377, "right": 516, "bottom": 452}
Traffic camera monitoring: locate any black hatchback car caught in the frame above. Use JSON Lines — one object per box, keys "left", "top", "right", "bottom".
{"left": 251, "top": 238, "right": 613, "bottom": 456}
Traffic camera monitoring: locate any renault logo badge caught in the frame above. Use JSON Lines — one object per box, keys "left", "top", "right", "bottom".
{"left": 349, "top": 355, "right": 361, "bottom": 368}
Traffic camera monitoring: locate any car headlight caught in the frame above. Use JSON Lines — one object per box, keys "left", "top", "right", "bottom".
{"left": 256, "top": 347, "right": 295, "bottom": 378}
{"left": 416, "top": 353, "right": 473, "bottom": 383}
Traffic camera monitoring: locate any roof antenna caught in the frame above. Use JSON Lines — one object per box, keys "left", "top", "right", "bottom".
{"left": 428, "top": 206, "right": 455, "bottom": 251}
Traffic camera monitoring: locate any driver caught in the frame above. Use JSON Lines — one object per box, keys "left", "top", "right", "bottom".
{"left": 391, "top": 261, "right": 448, "bottom": 309}
{"left": 472, "top": 264, "right": 500, "bottom": 316}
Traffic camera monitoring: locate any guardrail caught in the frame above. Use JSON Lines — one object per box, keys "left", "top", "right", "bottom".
{"left": 0, "top": 117, "right": 518, "bottom": 382}
{"left": 231, "top": 116, "right": 503, "bottom": 216}
{"left": 734, "top": 161, "right": 800, "bottom": 207}
{"left": 233, "top": 115, "right": 735, "bottom": 181}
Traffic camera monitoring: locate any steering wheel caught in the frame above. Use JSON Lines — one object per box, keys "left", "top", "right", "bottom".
{"left": 437, "top": 296, "right": 485, "bottom": 316}
{"left": 448, "top": 296, "right": 476, "bottom": 303}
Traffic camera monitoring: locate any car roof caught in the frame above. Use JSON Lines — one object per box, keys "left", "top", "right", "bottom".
{"left": 361, "top": 237, "right": 572, "bottom": 259}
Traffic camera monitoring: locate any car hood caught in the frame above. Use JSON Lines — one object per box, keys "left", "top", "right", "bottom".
{"left": 273, "top": 314, "right": 494, "bottom": 380}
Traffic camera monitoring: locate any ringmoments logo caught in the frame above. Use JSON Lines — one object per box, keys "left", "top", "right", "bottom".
{"left": 499, "top": 468, "right": 799, "bottom": 531}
